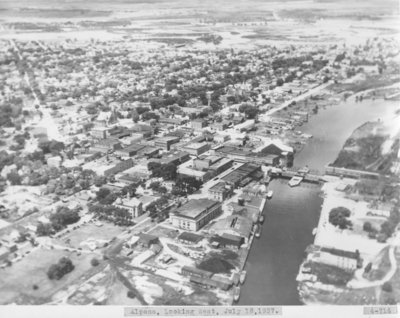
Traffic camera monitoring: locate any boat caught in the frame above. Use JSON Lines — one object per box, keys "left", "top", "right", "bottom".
{"left": 312, "top": 228, "right": 317, "bottom": 235}
{"left": 233, "top": 286, "right": 241, "bottom": 302}
{"left": 259, "top": 215, "right": 265, "bottom": 224}
{"left": 288, "top": 176, "right": 303, "bottom": 187}
{"left": 239, "top": 270, "right": 247, "bottom": 284}
{"left": 255, "top": 224, "right": 262, "bottom": 238}
{"left": 267, "top": 190, "right": 273, "bottom": 199}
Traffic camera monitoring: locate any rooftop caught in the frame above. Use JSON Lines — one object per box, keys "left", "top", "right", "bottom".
{"left": 174, "top": 199, "right": 220, "bottom": 220}
{"left": 184, "top": 142, "right": 209, "bottom": 150}
{"left": 178, "top": 232, "right": 204, "bottom": 243}
{"left": 155, "top": 136, "right": 180, "bottom": 143}
{"left": 117, "top": 143, "right": 146, "bottom": 153}
{"left": 320, "top": 247, "right": 359, "bottom": 260}
{"left": 209, "top": 182, "right": 229, "bottom": 193}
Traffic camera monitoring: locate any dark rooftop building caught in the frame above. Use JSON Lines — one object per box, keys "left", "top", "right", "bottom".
{"left": 221, "top": 162, "right": 261, "bottom": 188}
{"left": 211, "top": 233, "right": 244, "bottom": 249}
{"left": 182, "top": 265, "right": 213, "bottom": 279}
{"left": 189, "top": 275, "right": 232, "bottom": 291}
{"left": 115, "top": 143, "right": 146, "bottom": 158}
{"left": 138, "top": 233, "right": 159, "bottom": 248}
{"left": 177, "top": 232, "right": 204, "bottom": 244}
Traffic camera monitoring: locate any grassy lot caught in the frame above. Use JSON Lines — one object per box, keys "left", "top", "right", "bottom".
{"left": 351, "top": 217, "right": 386, "bottom": 237}
{"left": 106, "top": 279, "right": 142, "bottom": 305}
{"left": 302, "top": 282, "right": 378, "bottom": 305}
{"left": 146, "top": 274, "right": 226, "bottom": 306}
{"left": 56, "top": 222, "right": 124, "bottom": 249}
{"left": 0, "top": 247, "right": 97, "bottom": 304}
{"left": 363, "top": 246, "right": 391, "bottom": 281}
{"left": 304, "top": 247, "right": 399, "bottom": 305}
{"left": 329, "top": 76, "right": 400, "bottom": 94}
{"left": 379, "top": 247, "right": 400, "bottom": 304}
{"left": 335, "top": 286, "right": 378, "bottom": 305}
{"left": 308, "top": 261, "right": 354, "bottom": 286}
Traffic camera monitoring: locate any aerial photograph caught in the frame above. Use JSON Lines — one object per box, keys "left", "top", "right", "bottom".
{"left": 0, "top": 0, "right": 399, "bottom": 313}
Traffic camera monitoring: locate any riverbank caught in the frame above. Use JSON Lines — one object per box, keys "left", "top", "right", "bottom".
{"left": 297, "top": 105, "right": 400, "bottom": 305}
{"left": 271, "top": 79, "right": 400, "bottom": 163}
{"left": 239, "top": 179, "right": 322, "bottom": 305}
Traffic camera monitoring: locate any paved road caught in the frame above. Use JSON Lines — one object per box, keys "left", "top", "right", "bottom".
{"left": 259, "top": 81, "right": 333, "bottom": 121}
{"left": 349, "top": 232, "right": 400, "bottom": 289}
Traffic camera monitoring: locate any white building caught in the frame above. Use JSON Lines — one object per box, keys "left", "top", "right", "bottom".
{"left": 114, "top": 196, "right": 143, "bottom": 218}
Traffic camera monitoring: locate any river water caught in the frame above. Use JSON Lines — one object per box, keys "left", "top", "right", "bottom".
{"left": 238, "top": 97, "right": 399, "bottom": 305}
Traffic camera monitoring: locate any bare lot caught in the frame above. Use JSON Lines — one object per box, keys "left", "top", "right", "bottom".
{"left": 55, "top": 222, "right": 124, "bottom": 249}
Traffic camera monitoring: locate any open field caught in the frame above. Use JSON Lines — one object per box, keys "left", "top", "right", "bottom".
{"left": 0, "top": 247, "right": 97, "bottom": 304}
{"left": 146, "top": 225, "right": 179, "bottom": 239}
{"left": 0, "top": 0, "right": 398, "bottom": 48}
{"left": 55, "top": 221, "right": 125, "bottom": 250}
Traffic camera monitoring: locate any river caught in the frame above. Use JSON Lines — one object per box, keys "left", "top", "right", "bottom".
{"left": 238, "top": 97, "right": 399, "bottom": 305}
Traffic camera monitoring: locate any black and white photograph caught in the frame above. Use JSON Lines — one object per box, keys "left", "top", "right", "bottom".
{"left": 0, "top": 0, "right": 399, "bottom": 317}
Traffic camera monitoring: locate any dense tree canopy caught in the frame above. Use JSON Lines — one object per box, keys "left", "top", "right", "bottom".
{"left": 148, "top": 162, "right": 177, "bottom": 181}
{"left": 47, "top": 257, "right": 75, "bottom": 280}
{"left": 329, "top": 207, "right": 352, "bottom": 229}
{"left": 171, "top": 176, "right": 202, "bottom": 196}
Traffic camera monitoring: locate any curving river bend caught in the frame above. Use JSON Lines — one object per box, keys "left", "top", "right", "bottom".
{"left": 238, "top": 97, "right": 399, "bottom": 305}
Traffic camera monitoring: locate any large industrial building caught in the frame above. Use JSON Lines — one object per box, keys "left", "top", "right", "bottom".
{"left": 170, "top": 199, "right": 222, "bottom": 231}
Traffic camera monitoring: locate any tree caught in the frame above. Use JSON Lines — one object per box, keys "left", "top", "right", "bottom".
{"left": 142, "top": 111, "right": 159, "bottom": 122}
{"left": 121, "top": 184, "right": 137, "bottom": 197}
{"left": 329, "top": 207, "right": 352, "bottom": 229}
{"left": 364, "top": 262, "right": 372, "bottom": 273}
{"left": 94, "top": 176, "right": 107, "bottom": 187}
{"left": 16, "top": 232, "right": 29, "bottom": 243}
{"left": 127, "top": 290, "right": 136, "bottom": 299}
{"left": 380, "top": 221, "right": 395, "bottom": 237}
{"left": 49, "top": 206, "right": 80, "bottom": 231}
{"left": 131, "top": 110, "right": 139, "bottom": 123}
{"left": 335, "top": 52, "right": 346, "bottom": 62}
{"left": 147, "top": 202, "right": 158, "bottom": 218}
{"left": 148, "top": 163, "right": 177, "bottom": 181}
{"left": 39, "top": 140, "right": 65, "bottom": 155}
{"left": 47, "top": 257, "right": 75, "bottom": 280}
{"left": 7, "top": 171, "right": 21, "bottom": 185}
{"left": 382, "top": 282, "right": 393, "bottom": 293}
{"left": 90, "top": 258, "right": 100, "bottom": 267}
{"left": 36, "top": 222, "right": 53, "bottom": 236}
{"left": 172, "top": 176, "right": 202, "bottom": 196}
{"left": 377, "top": 233, "right": 388, "bottom": 243}
{"left": 149, "top": 181, "right": 167, "bottom": 194}
{"left": 96, "top": 187, "right": 111, "bottom": 201}
{"left": 238, "top": 103, "right": 259, "bottom": 119}
{"left": 47, "top": 264, "right": 60, "bottom": 280}
{"left": 276, "top": 78, "right": 284, "bottom": 86}
{"left": 363, "top": 221, "right": 374, "bottom": 233}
